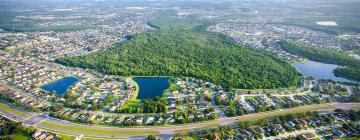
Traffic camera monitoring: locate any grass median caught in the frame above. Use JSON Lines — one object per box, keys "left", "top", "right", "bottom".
{"left": 0, "top": 102, "right": 30, "bottom": 118}
{"left": 43, "top": 131, "right": 128, "bottom": 140}
{"left": 39, "top": 121, "right": 159, "bottom": 136}
{"left": 174, "top": 123, "right": 221, "bottom": 133}
{"left": 235, "top": 104, "right": 336, "bottom": 123}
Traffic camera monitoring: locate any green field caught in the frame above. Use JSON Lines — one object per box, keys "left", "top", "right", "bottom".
{"left": 0, "top": 102, "right": 30, "bottom": 118}
{"left": 40, "top": 130, "right": 129, "bottom": 140}
{"left": 56, "top": 133, "right": 76, "bottom": 140}
{"left": 81, "top": 137, "right": 128, "bottom": 140}
{"left": 39, "top": 121, "right": 159, "bottom": 136}
{"left": 10, "top": 134, "right": 29, "bottom": 140}
{"left": 120, "top": 99, "right": 141, "bottom": 110}
{"left": 174, "top": 123, "right": 221, "bottom": 133}
{"left": 352, "top": 106, "right": 360, "bottom": 109}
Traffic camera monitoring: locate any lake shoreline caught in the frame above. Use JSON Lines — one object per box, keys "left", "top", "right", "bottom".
{"left": 292, "top": 60, "right": 354, "bottom": 83}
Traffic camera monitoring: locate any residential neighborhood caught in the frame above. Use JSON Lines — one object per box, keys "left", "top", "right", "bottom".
{"left": 0, "top": 0, "right": 359, "bottom": 139}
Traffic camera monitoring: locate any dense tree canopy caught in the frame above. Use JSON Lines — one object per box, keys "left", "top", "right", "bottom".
{"left": 334, "top": 67, "right": 360, "bottom": 82}
{"left": 279, "top": 41, "right": 360, "bottom": 67}
{"left": 57, "top": 28, "right": 301, "bottom": 89}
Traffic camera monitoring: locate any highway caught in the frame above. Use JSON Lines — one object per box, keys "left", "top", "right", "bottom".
{"left": 0, "top": 101, "right": 359, "bottom": 139}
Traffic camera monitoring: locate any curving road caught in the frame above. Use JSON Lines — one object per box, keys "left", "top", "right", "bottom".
{"left": 0, "top": 101, "right": 359, "bottom": 139}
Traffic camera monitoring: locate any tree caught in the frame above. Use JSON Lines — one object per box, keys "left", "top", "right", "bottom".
{"left": 146, "top": 135, "right": 157, "bottom": 140}
{"left": 215, "top": 96, "right": 222, "bottom": 105}
{"left": 334, "top": 109, "right": 345, "bottom": 113}
{"left": 270, "top": 130, "right": 279, "bottom": 136}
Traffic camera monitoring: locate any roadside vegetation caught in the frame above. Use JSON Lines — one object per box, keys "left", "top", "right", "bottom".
{"left": 0, "top": 102, "right": 30, "bottom": 118}
{"left": 39, "top": 121, "right": 159, "bottom": 135}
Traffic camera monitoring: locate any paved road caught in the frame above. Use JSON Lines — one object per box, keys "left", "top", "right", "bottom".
{"left": 22, "top": 114, "right": 47, "bottom": 126}
{"left": 0, "top": 108, "right": 24, "bottom": 122}
{"left": 0, "top": 102, "right": 359, "bottom": 139}
{"left": 28, "top": 103, "right": 360, "bottom": 135}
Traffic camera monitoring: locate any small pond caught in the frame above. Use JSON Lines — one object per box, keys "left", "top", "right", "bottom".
{"left": 133, "top": 77, "right": 170, "bottom": 99}
{"left": 41, "top": 77, "right": 79, "bottom": 96}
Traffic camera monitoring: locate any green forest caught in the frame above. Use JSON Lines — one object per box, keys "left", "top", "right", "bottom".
{"left": 279, "top": 41, "right": 360, "bottom": 82}
{"left": 334, "top": 67, "right": 360, "bottom": 82}
{"left": 56, "top": 19, "right": 301, "bottom": 90}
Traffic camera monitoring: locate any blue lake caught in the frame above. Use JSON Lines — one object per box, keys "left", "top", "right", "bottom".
{"left": 41, "top": 77, "right": 79, "bottom": 96}
{"left": 292, "top": 60, "right": 352, "bottom": 82}
{"left": 133, "top": 77, "right": 170, "bottom": 99}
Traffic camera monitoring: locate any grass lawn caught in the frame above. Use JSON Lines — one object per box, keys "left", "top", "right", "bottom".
{"left": 120, "top": 78, "right": 141, "bottom": 110}
{"left": 0, "top": 102, "right": 30, "bottom": 118}
{"left": 48, "top": 131, "right": 128, "bottom": 140}
{"left": 120, "top": 99, "right": 141, "bottom": 110}
{"left": 11, "top": 134, "right": 29, "bottom": 140}
{"left": 56, "top": 133, "right": 76, "bottom": 140}
{"left": 340, "top": 137, "right": 360, "bottom": 140}
{"left": 81, "top": 137, "right": 128, "bottom": 140}
{"left": 352, "top": 106, "right": 360, "bottom": 109}
{"left": 174, "top": 123, "right": 221, "bottom": 133}
{"left": 40, "top": 121, "right": 159, "bottom": 136}
{"left": 236, "top": 104, "right": 335, "bottom": 123}
{"left": 183, "top": 137, "right": 196, "bottom": 140}
{"left": 230, "top": 30, "right": 245, "bottom": 37}
{"left": 338, "top": 92, "right": 349, "bottom": 96}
